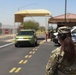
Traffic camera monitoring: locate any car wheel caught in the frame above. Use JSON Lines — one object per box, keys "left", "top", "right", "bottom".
{"left": 58, "top": 43, "right": 61, "bottom": 46}
{"left": 35, "top": 41, "right": 37, "bottom": 46}
{"left": 15, "top": 44, "right": 19, "bottom": 47}
{"left": 32, "top": 42, "right": 35, "bottom": 47}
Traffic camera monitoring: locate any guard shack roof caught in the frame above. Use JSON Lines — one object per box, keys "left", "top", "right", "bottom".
{"left": 48, "top": 13, "right": 76, "bottom": 27}
{"left": 15, "top": 9, "right": 51, "bottom": 22}
{"left": 48, "top": 13, "right": 76, "bottom": 23}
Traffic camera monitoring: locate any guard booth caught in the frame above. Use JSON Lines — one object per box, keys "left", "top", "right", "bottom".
{"left": 14, "top": 9, "right": 51, "bottom": 41}
{"left": 14, "top": 9, "right": 51, "bottom": 32}
{"left": 48, "top": 13, "right": 76, "bottom": 31}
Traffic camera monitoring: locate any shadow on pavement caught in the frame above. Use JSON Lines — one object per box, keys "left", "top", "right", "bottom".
{"left": 37, "top": 37, "right": 45, "bottom": 40}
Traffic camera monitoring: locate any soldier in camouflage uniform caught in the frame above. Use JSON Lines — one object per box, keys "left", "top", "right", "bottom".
{"left": 46, "top": 26, "right": 76, "bottom": 75}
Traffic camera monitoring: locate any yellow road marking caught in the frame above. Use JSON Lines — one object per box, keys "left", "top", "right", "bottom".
{"left": 29, "top": 55, "right": 32, "bottom": 58}
{"left": 35, "top": 49, "right": 37, "bottom": 51}
{"left": 29, "top": 51, "right": 32, "bottom": 54}
{"left": 39, "top": 41, "right": 43, "bottom": 44}
{"left": 23, "top": 60, "right": 28, "bottom": 64}
{"left": 15, "top": 67, "right": 21, "bottom": 73}
{"left": 33, "top": 51, "right": 35, "bottom": 54}
{"left": 9, "top": 67, "right": 16, "bottom": 73}
{"left": 25, "top": 55, "right": 29, "bottom": 58}
{"left": 33, "top": 48, "right": 37, "bottom": 51}
{"left": 33, "top": 49, "right": 35, "bottom": 50}
{"left": 35, "top": 46, "right": 39, "bottom": 48}
{"left": 19, "top": 60, "right": 24, "bottom": 64}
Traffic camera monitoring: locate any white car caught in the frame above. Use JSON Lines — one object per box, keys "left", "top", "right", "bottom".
{"left": 53, "top": 26, "right": 76, "bottom": 45}
{"left": 71, "top": 27, "right": 76, "bottom": 43}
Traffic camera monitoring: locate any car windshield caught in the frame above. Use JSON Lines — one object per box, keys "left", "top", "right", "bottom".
{"left": 18, "top": 31, "right": 34, "bottom": 35}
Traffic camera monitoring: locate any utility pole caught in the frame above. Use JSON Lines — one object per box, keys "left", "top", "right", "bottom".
{"left": 18, "top": 3, "right": 37, "bottom": 11}
{"left": 65, "top": 0, "right": 67, "bottom": 25}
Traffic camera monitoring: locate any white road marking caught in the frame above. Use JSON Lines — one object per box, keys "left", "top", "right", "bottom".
{"left": 0, "top": 39, "right": 51, "bottom": 49}
{"left": 0, "top": 43, "right": 14, "bottom": 48}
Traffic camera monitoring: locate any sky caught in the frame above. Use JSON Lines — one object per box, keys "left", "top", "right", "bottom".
{"left": 0, "top": 0, "right": 76, "bottom": 28}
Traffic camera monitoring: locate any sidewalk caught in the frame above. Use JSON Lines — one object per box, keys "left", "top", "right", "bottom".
{"left": 0, "top": 34, "right": 15, "bottom": 38}
{"left": 39, "top": 39, "right": 51, "bottom": 45}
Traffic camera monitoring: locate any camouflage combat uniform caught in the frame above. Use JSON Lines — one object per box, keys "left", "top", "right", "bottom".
{"left": 46, "top": 26, "right": 76, "bottom": 75}
{"left": 46, "top": 47, "right": 76, "bottom": 75}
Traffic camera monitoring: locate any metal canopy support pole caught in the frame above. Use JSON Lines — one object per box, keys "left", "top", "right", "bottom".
{"left": 45, "top": 15, "right": 48, "bottom": 42}
{"left": 45, "top": 15, "right": 47, "bottom": 42}
{"left": 13, "top": 15, "right": 16, "bottom": 41}
{"left": 45, "top": 15, "right": 51, "bottom": 42}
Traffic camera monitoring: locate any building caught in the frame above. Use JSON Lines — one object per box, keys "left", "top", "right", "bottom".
{"left": 48, "top": 13, "right": 76, "bottom": 29}
{"left": 0, "top": 25, "right": 18, "bottom": 35}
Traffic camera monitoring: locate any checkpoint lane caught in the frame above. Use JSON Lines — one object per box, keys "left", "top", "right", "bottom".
{"left": 0, "top": 34, "right": 58, "bottom": 75}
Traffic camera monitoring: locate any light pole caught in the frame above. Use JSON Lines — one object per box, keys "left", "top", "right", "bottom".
{"left": 65, "top": 0, "right": 67, "bottom": 25}
{"left": 18, "top": 3, "right": 37, "bottom": 11}
{"left": 17, "top": 3, "right": 37, "bottom": 30}
{"left": 17, "top": 2, "right": 38, "bottom": 27}
{"left": 13, "top": 3, "right": 37, "bottom": 39}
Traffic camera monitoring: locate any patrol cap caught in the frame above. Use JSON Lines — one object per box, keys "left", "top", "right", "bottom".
{"left": 58, "top": 26, "right": 71, "bottom": 34}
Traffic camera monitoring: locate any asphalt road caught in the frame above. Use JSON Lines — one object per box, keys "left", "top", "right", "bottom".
{"left": 0, "top": 35, "right": 13, "bottom": 46}
{"left": 0, "top": 34, "right": 58, "bottom": 75}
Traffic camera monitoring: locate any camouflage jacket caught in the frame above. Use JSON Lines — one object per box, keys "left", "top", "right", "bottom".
{"left": 46, "top": 47, "right": 62, "bottom": 75}
{"left": 46, "top": 47, "right": 76, "bottom": 75}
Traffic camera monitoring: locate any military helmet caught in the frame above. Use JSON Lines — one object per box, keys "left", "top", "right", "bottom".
{"left": 57, "top": 26, "right": 71, "bottom": 41}
{"left": 58, "top": 26, "right": 71, "bottom": 34}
